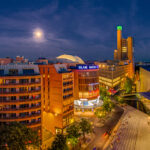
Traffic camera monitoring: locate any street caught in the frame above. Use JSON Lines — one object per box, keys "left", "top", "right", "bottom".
{"left": 74, "top": 105, "right": 123, "bottom": 150}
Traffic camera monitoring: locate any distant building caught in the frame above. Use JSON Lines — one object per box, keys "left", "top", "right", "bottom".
{"left": 0, "top": 57, "right": 13, "bottom": 65}
{"left": 97, "top": 26, "right": 135, "bottom": 94}
{"left": 38, "top": 64, "right": 74, "bottom": 134}
{"left": 0, "top": 64, "right": 42, "bottom": 133}
{"left": 115, "top": 26, "right": 133, "bottom": 61}
{"left": 36, "top": 57, "right": 49, "bottom": 65}
{"left": 15, "top": 56, "right": 28, "bottom": 64}
{"left": 114, "top": 26, "right": 134, "bottom": 78}
{"left": 95, "top": 60, "right": 129, "bottom": 93}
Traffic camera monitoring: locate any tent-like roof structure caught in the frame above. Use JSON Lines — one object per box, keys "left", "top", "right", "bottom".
{"left": 57, "top": 54, "right": 84, "bottom": 64}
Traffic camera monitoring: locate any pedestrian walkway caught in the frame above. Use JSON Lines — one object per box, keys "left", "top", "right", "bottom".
{"left": 105, "top": 105, "right": 150, "bottom": 150}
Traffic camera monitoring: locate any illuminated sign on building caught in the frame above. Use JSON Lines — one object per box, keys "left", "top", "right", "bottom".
{"left": 76, "top": 65, "right": 99, "bottom": 70}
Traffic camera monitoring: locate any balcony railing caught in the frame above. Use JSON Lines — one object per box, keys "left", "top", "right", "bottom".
{"left": 1, "top": 105, "right": 41, "bottom": 112}
{"left": 0, "top": 81, "right": 41, "bottom": 86}
{"left": 0, "top": 89, "right": 41, "bottom": 94}
{"left": 0, "top": 98, "right": 41, "bottom": 103}
{"left": 0, "top": 113, "right": 41, "bottom": 120}
{"left": 27, "top": 120, "right": 41, "bottom": 127}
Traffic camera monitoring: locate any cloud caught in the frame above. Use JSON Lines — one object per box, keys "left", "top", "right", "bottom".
{"left": 0, "top": 0, "right": 149, "bottom": 61}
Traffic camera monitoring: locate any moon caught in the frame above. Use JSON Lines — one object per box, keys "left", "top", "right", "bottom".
{"left": 33, "top": 28, "right": 45, "bottom": 42}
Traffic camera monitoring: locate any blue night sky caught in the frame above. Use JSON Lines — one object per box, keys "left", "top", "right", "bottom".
{"left": 0, "top": 0, "right": 149, "bottom": 61}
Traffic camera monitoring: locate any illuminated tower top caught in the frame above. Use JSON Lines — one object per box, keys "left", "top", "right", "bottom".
{"left": 117, "top": 25, "right": 122, "bottom": 60}
{"left": 117, "top": 26, "right": 122, "bottom": 31}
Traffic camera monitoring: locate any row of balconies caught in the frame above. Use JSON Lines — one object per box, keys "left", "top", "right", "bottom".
{"left": 0, "top": 120, "right": 41, "bottom": 127}
{"left": 0, "top": 81, "right": 41, "bottom": 86}
{"left": 0, "top": 98, "right": 41, "bottom": 104}
{"left": 0, "top": 113, "right": 41, "bottom": 121}
{"left": 63, "top": 87, "right": 73, "bottom": 93}
{"left": 0, "top": 89, "right": 41, "bottom": 94}
{"left": 63, "top": 106, "right": 74, "bottom": 114}
{"left": 63, "top": 81, "right": 73, "bottom": 87}
{"left": 63, "top": 94, "right": 73, "bottom": 100}
{"left": 0, "top": 78, "right": 41, "bottom": 86}
{"left": 0, "top": 105, "right": 41, "bottom": 112}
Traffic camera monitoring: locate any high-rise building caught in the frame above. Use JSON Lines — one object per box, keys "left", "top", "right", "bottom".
{"left": 114, "top": 26, "right": 134, "bottom": 78}
{"left": 0, "top": 64, "right": 42, "bottom": 133}
{"left": 115, "top": 26, "right": 134, "bottom": 62}
{"left": 38, "top": 64, "right": 74, "bottom": 134}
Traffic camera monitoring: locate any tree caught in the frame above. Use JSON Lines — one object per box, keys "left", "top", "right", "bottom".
{"left": 50, "top": 134, "right": 68, "bottom": 150}
{"left": 114, "top": 95, "right": 124, "bottom": 104}
{"left": 66, "top": 123, "right": 80, "bottom": 149}
{"left": 102, "top": 99, "right": 114, "bottom": 112}
{"left": 94, "top": 108, "right": 106, "bottom": 118}
{"left": 66, "top": 122, "right": 80, "bottom": 139}
{"left": 124, "top": 77, "right": 133, "bottom": 94}
{"left": 79, "top": 118, "right": 92, "bottom": 142}
{"left": 0, "top": 122, "right": 40, "bottom": 150}
{"left": 100, "top": 87, "right": 109, "bottom": 100}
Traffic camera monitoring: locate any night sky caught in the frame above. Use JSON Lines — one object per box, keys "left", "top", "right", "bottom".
{"left": 0, "top": 0, "right": 149, "bottom": 61}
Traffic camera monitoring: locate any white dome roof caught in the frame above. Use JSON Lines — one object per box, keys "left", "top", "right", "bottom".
{"left": 57, "top": 54, "right": 84, "bottom": 64}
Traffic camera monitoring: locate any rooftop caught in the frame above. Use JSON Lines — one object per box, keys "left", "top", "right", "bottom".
{"left": 0, "top": 64, "right": 40, "bottom": 76}
{"left": 57, "top": 54, "right": 85, "bottom": 64}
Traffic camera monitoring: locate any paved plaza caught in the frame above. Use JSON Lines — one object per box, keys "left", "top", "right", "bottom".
{"left": 105, "top": 105, "right": 150, "bottom": 150}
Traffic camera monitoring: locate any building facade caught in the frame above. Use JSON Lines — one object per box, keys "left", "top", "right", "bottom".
{"left": 136, "top": 66, "right": 150, "bottom": 92}
{"left": 71, "top": 64, "right": 101, "bottom": 111}
{"left": 114, "top": 26, "right": 134, "bottom": 78}
{"left": 39, "top": 64, "right": 74, "bottom": 134}
{"left": 0, "top": 57, "right": 13, "bottom": 65}
{"left": 96, "top": 60, "right": 130, "bottom": 94}
{"left": 0, "top": 64, "right": 42, "bottom": 133}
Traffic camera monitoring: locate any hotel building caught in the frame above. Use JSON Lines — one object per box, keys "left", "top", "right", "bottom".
{"left": 38, "top": 64, "right": 74, "bottom": 134}
{"left": 0, "top": 64, "right": 42, "bottom": 132}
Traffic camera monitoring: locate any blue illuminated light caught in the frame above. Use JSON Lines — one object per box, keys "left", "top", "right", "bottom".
{"left": 77, "top": 65, "right": 99, "bottom": 70}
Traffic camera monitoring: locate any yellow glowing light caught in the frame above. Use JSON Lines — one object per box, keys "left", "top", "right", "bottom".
{"left": 67, "top": 141, "right": 71, "bottom": 145}
{"left": 35, "top": 31, "right": 42, "bottom": 38}
{"left": 33, "top": 28, "right": 44, "bottom": 42}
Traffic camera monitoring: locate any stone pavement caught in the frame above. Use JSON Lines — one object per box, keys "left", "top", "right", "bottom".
{"left": 105, "top": 105, "right": 150, "bottom": 150}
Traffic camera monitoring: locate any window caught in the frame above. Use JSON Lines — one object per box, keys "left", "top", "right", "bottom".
{"left": 11, "top": 105, "right": 16, "bottom": 109}
{"left": 20, "top": 87, "right": 27, "bottom": 92}
{"left": 23, "top": 69, "right": 34, "bottom": 75}
{"left": 11, "top": 96, "right": 16, "bottom": 101}
{"left": 0, "top": 70, "right": 4, "bottom": 75}
{"left": 19, "top": 79, "right": 29, "bottom": 84}
{"left": 9, "top": 69, "right": 18, "bottom": 75}
{"left": 9, "top": 79, "right": 16, "bottom": 84}
{"left": 11, "top": 113, "right": 16, "bottom": 118}
{"left": 10, "top": 88, "right": 16, "bottom": 92}
{"left": 31, "top": 78, "right": 35, "bottom": 83}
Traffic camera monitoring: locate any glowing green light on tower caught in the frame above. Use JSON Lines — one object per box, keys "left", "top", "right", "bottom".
{"left": 117, "top": 26, "right": 122, "bottom": 30}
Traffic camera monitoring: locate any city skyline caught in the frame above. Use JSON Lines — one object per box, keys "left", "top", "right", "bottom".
{"left": 0, "top": 0, "right": 149, "bottom": 61}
